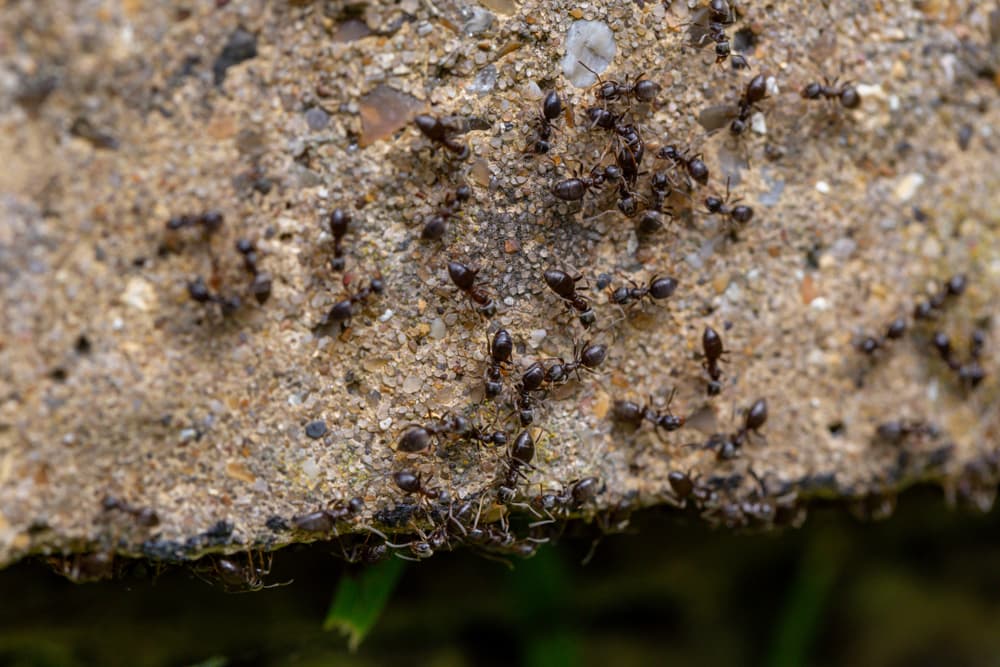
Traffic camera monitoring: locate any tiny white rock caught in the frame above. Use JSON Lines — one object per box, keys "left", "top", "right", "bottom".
{"left": 562, "top": 20, "right": 616, "bottom": 88}
{"left": 815, "top": 181, "right": 831, "bottom": 194}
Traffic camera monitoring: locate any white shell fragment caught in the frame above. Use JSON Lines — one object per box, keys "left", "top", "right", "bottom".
{"left": 562, "top": 20, "right": 616, "bottom": 88}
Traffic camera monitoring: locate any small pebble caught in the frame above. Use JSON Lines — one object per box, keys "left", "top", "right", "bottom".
{"left": 305, "top": 107, "right": 329, "bottom": 131}
{"left": 893, "top": 173, "right": 924, "bottom": 203}
{"left": 402, "top": 374, "right": 422, "bottom": 393}
{"left": 305, "top": 420, "right": 328, "bottom": 439}
{"left": 429, "top": 318, "right": 446, "bottom": 340}
{"left": 815, "top": 181, "right": 831, "bottom": 194}
{"left": 562, "top": 20, "right": 616, "bottom": 87}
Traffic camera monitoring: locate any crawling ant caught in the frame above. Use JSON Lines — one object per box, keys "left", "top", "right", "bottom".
{"left": 701, "top": 397, "right": 768, "bottom": 460}
{"left": 687, "top": 0, "right": 748, "bottom": 69}
{"left": 611, "top": 388, "right": 685, "bottom": 438}
{"left": 414, "top": 114, "right": 469, "bottom": 159}
{"left": 393, "top": 469, "right": 442, "bottom": 502}
{"left": 731, "top": 73, "right": 768, "bottom": 134}
{"left": 704, "top": 178, "right": 754, "bottom": 235}
{"left": 448, "top": 260, "right": 497, "bottom": 318}
{"left": 48, "top": 550, "right": 118, "bottom": 583}
{"left": 187, "top": 276, "right": 241, "bottom": 315}
{"left": 800, "top": 77, "right": 861, "bottom": 109}
{"left": 291, "top": 497, "right": 364, "bottom": 533}
{"left": 610, "top": 275, "right": 678, "bottom": 307}
{"left": 876, "top": 419, "right": 940, "bottom": 445}
{"left": 545, "top": 340, "right": 608, "bottom": 383}
{"left": 585, "top": 106, "right": 621, "bottom": 131}
{"left": 165, "top": 210, "right": 224, "bottom": 239}
{"left": 326, "top": 208, "right": 351, "bottom": 271}
{"left": 702, "top": 326, "right": 729, "bottom": 395}
{"left": 235, "top": 238, "right": 272, "bottom": 304}
{"left": 856, "top": 317, "right": 908, "bottom": 356}
{"left": 543, "top": 268, "right": 596, "bottom": 327}
{"left": 578, "top": 61, "right": 661, "bottom": 107}
{"left": 397, "top": 414, "right": 506, "bottom": 453}
{"left": 913, "top": 274, "right": 967, "bottom": 321}
{"left": 101, "top": 495, "right": 160, "bottom": 528}
{"left": 485, "top": 328, "right": 513, "bottom": 398}
{"left": 657, "top": 145, "right": 709, "bottom": 187}
{"left": 531, "top": 91, "right": 562, "bottom": 154}
{"left": 200, "top": 551, "right": 286, "bottom": 593}
{"left": 614, "top": 123, "right": 646, "bottom": 185}
{"left": 667, "top": 470, "right": 715, "bottom": 507}
{"left": 314, "top": 274, "right": 384, "bottom": 332}
{"left": 551, "top": 165, "right": 606, "bottom": 202}
{"left": 497, "top": 431, "right": 535, "bottom": 502}
{"left": 932, "top": 330, "right": 987, "bottom": 389}
{"left": 422, "top": 184, "right": 472, "bottom": 241}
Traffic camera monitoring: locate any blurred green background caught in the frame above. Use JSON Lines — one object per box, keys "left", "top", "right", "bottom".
{"left": 1, "top": 486, "right": 999, "bottom": 667}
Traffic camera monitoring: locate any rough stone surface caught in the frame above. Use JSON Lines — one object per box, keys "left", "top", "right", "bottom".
{"left": 0, "top": 0, "right": 998, "bottom": 569}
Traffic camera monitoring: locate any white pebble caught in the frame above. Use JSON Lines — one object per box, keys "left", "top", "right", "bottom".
{"left": 529, "top": 329, "right": 547, "bottom": 348}
{"left": 810, "top": 297, "right": 830, "bottom": 311}
{"left": 893, "top": 173, "right": 924, "bottom": 203}
{"left": 765, "top": 75, "right": 780, "bottom": 97}
{"left": 815, "top": 181, "right": 831, "bottom": 194}
{"left": 379, "top": 309, "right": 394, "bottom": 322}
{"left": 402, "top": 374, "right": 422, "bottom": 393}
{"left": 301, "top": 457, "right": 319, "bottom": 481}
{"left": 750, "top": 111, "right": 767, "bottom": 135}
{"left": 379, "top": 417, "right": 392, "bottom": 431}
{"left": 562, "top": 20, "right": 616, "bottom": 88}
{"left": 429, "top": 318, "right": 446, "bottom": 340}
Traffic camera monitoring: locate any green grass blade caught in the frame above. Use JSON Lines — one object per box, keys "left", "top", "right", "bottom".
{"left": 323, "top": 558, "right": 406, "bottom": 652}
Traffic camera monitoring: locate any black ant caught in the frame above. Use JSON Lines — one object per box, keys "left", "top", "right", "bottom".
{"left": 913, "top": 274, "right": 967, "bottom": 320}
{"left": 397, "top": 415, "right": 507, "bottom": 453}
{"left": 543, "top": 268, "right": 595, "bottom": 327}
{"left": 314, "top": 274, "right": 384, "bottom": 332}
{"left": 422, "top": 184, "right": 472, "bottom": 241}
{"left": 656, "top": 145, "right": 709, "bottom": 187}
{"left": 235, "top": 238, "right": 272, "bottom": 304}
{"left": 291, "top": 497, "right": 365, "bottom": 533}
{"left": 701, "top": 397, "right": 768, "bottom": 460}
{"left": 544, "top": 340, "right": 608, "bottom": 383}
{"left": 552, "top": 164, "right": 606, "bottom": 202}
{"left": 610, "top": 275, "right": 678, "bottom": 307}
{"left": 497, "top": 430, "right": 536, "bottom": 502}
{"left": 327, "top": 208, "right": 351, "bottom": 271}
{"left": 856, "top": 317, "right": 907, "bottom": 356}
{"left": 101, "top": 495, "right": 159, "bottom": 528}
{"left": 585, "top": 106, "right": 621, "bottom": 131}
{"left": 447, "top": 260, "right": 497, "bottom": 317}
{"left": 800, "top": 77, "right": 861, "bottom": 109}
{"left": 876, "top": 419, "right": 940, "bottom": 445}
{"left": 165, "top": 210, "right": 224, "bottom": 237}
{"left": 667, "top": 469, "right": 715, "bottom": 507}
{"left": 392, "top": 469, "right": 442, "bottom": 501}
{"left": 702, "top": 325, "right": 729, "bottom": 394}
{"left": 730, "top": 73, "right": 768, "bottom": 135}
{"left": 579, "top": 62, "right": 661, "bottom": 106}
{"left": 414, "top": 114, "right": 469, "bottom": 159}
{"left": 531, "top": 91, "right": 562, "bottom": 154}
{"left": 614, "top": 123, "right": 646, "bottom": 185}
{"left": 932, "top": 330, "right": 987, "bottom": 389}
{"left": 187, "top": 276, "right": 242, "bottom": 316}
{"left": 202, "top": 551, "right": 287, "bottom": 593}
{"left": 704, "top": 178, "right": 754, "bottom": 235}
{"left": 611, "top": 388, "right": 685, "bottom": 437}
{"left": 485, "top": 328, "right": 514, "bottom": 398}
{"left": 688, "top": 0, "right": 748, "bottom": 69}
